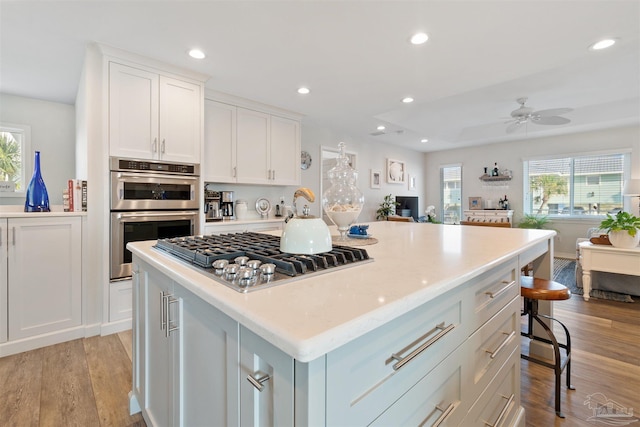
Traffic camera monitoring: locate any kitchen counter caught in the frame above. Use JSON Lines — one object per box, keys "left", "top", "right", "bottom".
{"left": 128, "top": 221, "right": 555, "bottom": 362}
{"left": 0, "top": 205, "right": 86, "bottom": 218}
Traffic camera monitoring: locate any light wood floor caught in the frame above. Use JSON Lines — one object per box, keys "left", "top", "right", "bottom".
{"left": 1, "top": 295, "right": 638, "bottom": 427}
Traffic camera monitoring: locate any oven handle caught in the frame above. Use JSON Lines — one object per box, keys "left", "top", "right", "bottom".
{"left": 116, "top": 172, "right": 199, "bottom": 182}
{"left": 115, "top": 211, "right": 198, "bottom": 219}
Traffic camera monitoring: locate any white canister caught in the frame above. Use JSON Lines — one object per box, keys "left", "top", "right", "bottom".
{"left": 235, "top": 200, "right": 248, "bottom": 220}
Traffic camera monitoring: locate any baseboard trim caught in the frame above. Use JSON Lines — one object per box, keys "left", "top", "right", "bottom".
{"left": 101, "top": 318, "right": 132, "bottom": 336}
{"left": 0, "top": 325, "right": 86, "bottom": 357}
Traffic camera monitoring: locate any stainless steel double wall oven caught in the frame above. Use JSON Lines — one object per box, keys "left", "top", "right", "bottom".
{"left": 110, "top": 157, "right": 200, "bottom": 280}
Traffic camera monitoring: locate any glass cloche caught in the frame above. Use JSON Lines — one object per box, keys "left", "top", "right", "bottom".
{"left": 322, "top": 142, "right": 364, "bottom": 240}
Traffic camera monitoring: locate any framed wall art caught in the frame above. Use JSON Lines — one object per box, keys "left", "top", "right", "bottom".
{"left": 386, "top": 159, "right": 406, "bottom": 184}
{"left": 370, "top": 169, "right": 381, "bottom": 189}
{"left": 469, "top": 197, "right": 483, "bottom": 210}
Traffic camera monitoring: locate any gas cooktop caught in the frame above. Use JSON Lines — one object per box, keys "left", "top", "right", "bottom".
{"left": 154, "top": 232, "right": 372, "bottom": 292}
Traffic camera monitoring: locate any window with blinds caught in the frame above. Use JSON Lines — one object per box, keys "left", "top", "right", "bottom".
{"left": 523, "top": 152, "right": 629, "bottom": 216}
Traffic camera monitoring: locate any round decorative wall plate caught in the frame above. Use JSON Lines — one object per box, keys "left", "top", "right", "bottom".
{"left": 301, "top": 151, "right": 312, "bottom": 170}
{"left": 256, "top": 198, "right": 271, "bottom": 217}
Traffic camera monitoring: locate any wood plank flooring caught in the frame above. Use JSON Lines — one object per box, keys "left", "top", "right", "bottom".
{"left": 0, "top": 332, "right": 144, "bottom": 427}
{"left": 1, "top": 295, "right": 638, "bottom": 427}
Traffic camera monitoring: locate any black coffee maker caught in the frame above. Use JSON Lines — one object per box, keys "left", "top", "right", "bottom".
{"left": 221, "top": 191, "right": 234, "bottom": 219}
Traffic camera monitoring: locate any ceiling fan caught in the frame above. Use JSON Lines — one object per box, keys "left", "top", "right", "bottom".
{"left": 505, "top": 97, "right": 572, "bottom": 134}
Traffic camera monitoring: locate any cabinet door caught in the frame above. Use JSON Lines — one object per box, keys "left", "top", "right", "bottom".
{"left": 159, "top": 76, "right": 201, "bottom": 163}
{"left": 109, "top": 62, "right": 159, "bottom": 159}
{"left": 236, "top": 108, "right": 269, "bottom": 184}
{"left": 240, "top": 326, "right": 294, "bottom": 427}
{"left": 0, "top": 220, "right": 7, "bottom": 344}
{"left": 204, "top": 100, "right": 237, "bottom": 182}
{"left": 176, "top": 283, "right": 240, "bottom": 427}
{"left": 269, "top": 115, "right": 300, "bottom": 185}
{"left": 7, "top": 217, "right": 81, "bottom": 340}
{"left": 140, "top": 267, "right": 176, "bottom": 427}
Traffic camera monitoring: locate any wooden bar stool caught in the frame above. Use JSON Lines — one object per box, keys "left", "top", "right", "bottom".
{"left": 520, "top": 276, "right": 575, "bottom": 418}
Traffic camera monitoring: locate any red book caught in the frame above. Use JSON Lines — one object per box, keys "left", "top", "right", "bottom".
{"left": 67, "top": 179, "right": 75, "bottom": 212}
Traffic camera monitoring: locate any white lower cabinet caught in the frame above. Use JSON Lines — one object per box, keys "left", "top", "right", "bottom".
{"left": 3, "top": 217, "right": 81, "bottom": 342}
{"left": 240, "top": 326, "right": 294, "bottom": 427}
{"left": 369, "top": 344, "right": 467, "bottom": 426}
{"left": 132, "top": 255, "right": 524, "bottom": 426}
{"left": 133, "top": 259, "right": 240, "bottom": 427}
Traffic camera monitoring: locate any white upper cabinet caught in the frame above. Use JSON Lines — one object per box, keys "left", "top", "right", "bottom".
{"left": 203, "top": 93, "right": 302, "bottom": 185}
{"left": 203, "top": 100, "right": 237, "bottom": 183}
{"left": 109, "top": 62, "right": 202, "bottom": 163}
{"left": 269, "top": 115, "right": 300, "bottom": 186}
{"left": 236, "top": 108, "right": 270, "bottom": 184}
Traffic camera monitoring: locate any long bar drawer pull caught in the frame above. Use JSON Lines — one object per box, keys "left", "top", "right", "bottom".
{"left": 432, "top": 402, "right": 456, "bottom": 427}
{"left": 485, "top": 280, "right": 515, "bottom": 299}
{"left": 390, "top": 322, "right": 455, "bottom": 371}
{"left": 485, "top": 394, "right": 514, "bottom": 427}
{"left": 166, "top": 296, "right": 179, "bottom": 338}
{"left": 486, "top": 331, "right": 516, "bottom": 359}
{"left": 247, "top": 373, "right": 271, "bottom": 392}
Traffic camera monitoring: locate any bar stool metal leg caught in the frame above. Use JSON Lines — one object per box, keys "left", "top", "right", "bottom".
{"left": 521, "top": 297, "right": 575, "bottom": 418}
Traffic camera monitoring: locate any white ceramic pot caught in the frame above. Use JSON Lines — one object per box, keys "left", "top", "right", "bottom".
{"left": 608, "top": 230, "right": 640, "bottom": 249}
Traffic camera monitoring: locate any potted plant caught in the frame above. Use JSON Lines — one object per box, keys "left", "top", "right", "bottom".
{"left": 517, "top": 214, "right": 551, "bottom": 229}
{"left": 599, "top": 211, "right": 640, "bottom": 248}
{"left": 376, "top": 194, "right": 399, "bottom": 220}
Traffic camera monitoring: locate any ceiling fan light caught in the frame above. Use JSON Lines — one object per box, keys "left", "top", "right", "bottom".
{"left": 590, "top": 38, "right": 616, "bottom": 51}
{"left": 377, "top": 125, "right": 386, "bottom": 131}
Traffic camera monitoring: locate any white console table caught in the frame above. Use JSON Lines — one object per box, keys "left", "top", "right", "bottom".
{"left": 578, "top": 241, "right": 640, "bottom": 301}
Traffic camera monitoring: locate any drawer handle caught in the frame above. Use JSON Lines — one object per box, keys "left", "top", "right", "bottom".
{"left": 486, "top": 331, "right": 516, "bottom": 359}
{"left": 390, "top": 322, "right": 455, "bottom": 371}
{"left": 485, "top": 280, "right": 515, "bottom": 299}
{"left": 485, "top": 394, "right": 514, "bottom": 427}
{"left": 247, "top": 373, "right": 271, "bottom": 392}
{"left": 432, "top": 402, "right": 456, "bottom": 427}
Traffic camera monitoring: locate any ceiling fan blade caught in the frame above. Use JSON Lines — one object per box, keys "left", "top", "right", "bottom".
{"left": 533, "top": 108, "right": 572, "bottom": 117}
{"left": 533, "top": 116, "right": 571, "bottom": 125}
{"left": 506, "top": 121, "right": 524, "bottom": 134}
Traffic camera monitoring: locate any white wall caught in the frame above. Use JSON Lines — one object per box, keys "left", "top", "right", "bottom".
{"left": 0, "top": 93, "right": 76, "bottom": 206}
{"left": 424, "top": 125, "right": 640, "bottom": 257}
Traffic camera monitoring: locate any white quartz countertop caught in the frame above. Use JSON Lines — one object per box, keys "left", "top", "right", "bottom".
{"left": 0, "top": 205, "right": 86, "bottom": 218}
{"left": 129, "top": 222, "right": 554, "bottom": 362}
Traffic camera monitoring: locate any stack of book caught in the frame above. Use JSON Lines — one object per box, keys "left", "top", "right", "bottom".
{"left": 64, "top": 179, "right": 87, "bottom": 212}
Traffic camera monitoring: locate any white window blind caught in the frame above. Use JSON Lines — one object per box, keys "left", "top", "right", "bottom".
{"left": 524, "top": 152, "right": 628, "bottom": 216}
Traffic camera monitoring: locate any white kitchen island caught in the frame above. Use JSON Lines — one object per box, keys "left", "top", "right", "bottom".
{"left": 128, "top": 222, "right": 555, "bottom": 427}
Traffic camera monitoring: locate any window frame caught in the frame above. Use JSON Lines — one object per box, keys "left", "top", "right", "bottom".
{"left": 440, "top": 163, "right": 462, "bottom": 223}
{"left": 0, "top": 122, "right": 31, "bottom": 198}
{"left": 522, "top": 150, "right": 631, "bottom": 218}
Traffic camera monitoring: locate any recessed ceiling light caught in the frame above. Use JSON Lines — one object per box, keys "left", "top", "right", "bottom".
{"left": 421, "top": 138, "right": 428, "bottom": 143}
{"left": 402, "top": 97, "right": 414, "bottom": 104}
{"left": 410, "top": 32, "right": 429, "bottom": 45}
{"left": 188, "top": 49, "right": 205, "bottom": 59}
{"left": 377, "top": 125, "right": 386, "bottom": 131}
{"left": 589, "top": 38, "right": 617, "bottom": 51}
{"left": 297, "top": 87, "right": 310, "bottom": 95}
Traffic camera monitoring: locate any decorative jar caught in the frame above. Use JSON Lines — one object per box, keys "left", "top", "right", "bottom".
{"left": 322, "top": 142, "right": 364, "bottom": 240}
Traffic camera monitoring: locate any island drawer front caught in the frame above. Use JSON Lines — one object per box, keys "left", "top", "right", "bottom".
{"left": 471, "top": 258, "right": 519, "bottom": 330}
{"left": 369, "top": 341, "right": 468, "bottom": 427}
{"left": 325, "top": 287, "right": 468, "bottom": 426}
{"left": 461, "top": 347, "right": 520, "bottom": 427}
{"left": 467, "top": 296, "right": 520, "bottom": 401}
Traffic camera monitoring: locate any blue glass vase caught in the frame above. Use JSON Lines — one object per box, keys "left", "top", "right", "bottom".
{"left": 24, "top": 151, "right": 50, "bottom": 212}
